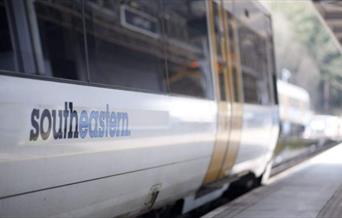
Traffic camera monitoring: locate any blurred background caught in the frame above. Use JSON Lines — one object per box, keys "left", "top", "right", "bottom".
{"left": 261, "top": 0, "right": 342, "bottom": 165}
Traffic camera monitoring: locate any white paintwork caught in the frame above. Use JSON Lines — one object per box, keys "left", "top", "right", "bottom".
{"left": 0, "top": 158, "right": 210, "bottom": 218}
{"left": 0, "top": 0, "right": 284, "bottom": 217}
{"left": 277, "top": 80, "right": 311, "bottom": 125}
{"left": 0, "top": 2, "right": 281, "bottom": 216}
{"left": 0, "top": 75, "right": 280, "bottom": 217}
{"left": 0, "top": 75, "right": 217, "bottom": 217}
{"left": 232, "top": 104, "right": 279, "bottom": 177}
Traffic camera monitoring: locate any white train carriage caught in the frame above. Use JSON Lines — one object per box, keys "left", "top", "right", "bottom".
{"left": 277, "top": 80, "right": 312, "bottom": 138}
{"left": 0, "top": 0, "right": 279, "bottom": 217}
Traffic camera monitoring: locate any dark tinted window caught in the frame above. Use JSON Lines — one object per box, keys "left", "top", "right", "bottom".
{"left": 227, "top": 11, "right": 242, "bottom": 102}
{"left": 34, "top": 0, "right": 87, "bottom": 80}
{"left": 238, "top": 22, "right": 270, "bottom": 104}
{"left": 163, "top": 0, "right": 214, "bottom": 99}
{"left": 266, "top": 16, "right": 277, "bottom": 105}
{"left": 213, "top": 3, "right": 227, "bottom": 101}
{"left": 0, "top": 0, "right": 15, "bottom": 71}
{"left": 85, "top": 0, "right": 167, "bottom": 93}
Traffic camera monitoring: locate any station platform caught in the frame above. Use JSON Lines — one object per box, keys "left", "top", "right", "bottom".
{"left": 202, "top": 143, "right": 342, "bottom": 218}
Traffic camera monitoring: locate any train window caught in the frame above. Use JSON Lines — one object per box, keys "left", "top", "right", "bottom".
{"left": 33, "top": 0, "right": 87, "bottom": 80}
{"left": 226, "top": 11, "right": 242, "bottom": 103}
{"left": 241, "top": 73, "right": 258, "bottom": 103}
{"left": 266, "top": 17, "right": 277, "bottom": 105}
{"left": 163, "top": 0, "right": 214, "bottom": 99}
{"left": 213, "top": 3, "right": 228, "bottom": 101}
{"left": 85, "top": 0, "right": 167, "bottom": 93}
{"left": 0, "top": 0, "right": 15, "bottom": 71}
{"left": 238, "top": 21, "right": 271, "bottom": 105}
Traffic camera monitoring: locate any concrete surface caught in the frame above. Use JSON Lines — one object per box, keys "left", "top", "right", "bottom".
{"left": 202, "top": 143, "right": 342, "bottom": 218}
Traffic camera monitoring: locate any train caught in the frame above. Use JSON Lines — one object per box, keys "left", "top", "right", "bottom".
{"left": 0, "top": 0, "right": 279, "bottom": 217}
{"left": 277, "top": 79, "right": 342, "bottom": 142}
{"left": 277, "top": 80, "right": 311, "bottom": 138}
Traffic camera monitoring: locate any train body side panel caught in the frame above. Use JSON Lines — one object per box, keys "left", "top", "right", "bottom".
{"left": 232, "top": 104, "right": 279, "bottom": 176}
{"left": 0, "top": 75, "right": 217, "bottom": 217}
{"left": 0, "top": 157, "right": 210, "bottom": 218}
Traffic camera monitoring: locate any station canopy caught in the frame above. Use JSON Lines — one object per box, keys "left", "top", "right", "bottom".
{"left": 314, "top": 0, "right": 342, "bottom": 47}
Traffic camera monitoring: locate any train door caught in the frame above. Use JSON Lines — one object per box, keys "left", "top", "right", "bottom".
{"left": 203, "top": 0, "right": 243, "bottom": 184}
{"left": 219, "top": 2, "right": 244, "bottom": 178}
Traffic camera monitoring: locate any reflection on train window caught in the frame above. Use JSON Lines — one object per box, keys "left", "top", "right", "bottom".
{"left": 266, "top": 17, "right": 277, "bottom": 105}
{"left": 238, "top": 22, "right": 270, "bottom": 104}
{"left": 227, "top": 11, "right": 242, "bottom": 103}
{"left": 85, "top": 0, "right": 167, "bottom": 93}
{"left": 163, "top": 0, "right": 213, "bottom": 99}
{"left": 34, "top": 0, "right": 87, "bottom": 81}
{"left": 241, "top": 73, "right": 258, "bottom": 102}
{"left": 213, "top": 2, "right": 227, "bottom": 101}
{"left": 0, "top": 0, "right": 15, "bottom": 71}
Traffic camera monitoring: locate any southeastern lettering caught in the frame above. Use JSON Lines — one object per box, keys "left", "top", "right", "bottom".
{"left": 29, "top": 109, "right": 40, "bottom": 141}
{"left": 40, "top": 109, "right": 52, "bottom": 140}
{"left": 79, "top": 110, "right": 88, "bottom": 139}
{"left": 89, "top": 111, "right": 99, "bottom": 138}
{"left": 28, "top": 102, "right": 130, "bottom": 141}
{"left": 68, "top": 102, "right": 79, "bottom": 139}
{"left": 52, "top": 110, "right": 63, "bottom": 139}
